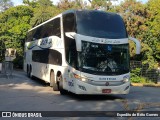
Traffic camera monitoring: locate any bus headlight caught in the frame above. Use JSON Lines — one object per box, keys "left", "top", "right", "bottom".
{"left": 123, "top": 75, "right": 129, "bottom": 83}
{"left": 73, "top": 73, "right": 88, "bottom": 82}
{"left": 73, "top": 73, "right": 81, "bottom": 79}
{"left": 81, "top": 77, "right": 88, "bottom": 82}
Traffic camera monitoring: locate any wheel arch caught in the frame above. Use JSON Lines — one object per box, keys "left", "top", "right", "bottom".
{"left": 57, "top": 71, "right": 62, "bottom": 78}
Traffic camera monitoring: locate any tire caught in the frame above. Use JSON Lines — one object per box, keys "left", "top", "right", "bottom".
{"left": 27, "top": 65, "right": 29, "bottom": 77}
{"left": 29, "top": 66, "right": 32, "bottom": 79}
{"left": 50, "top": 71, "right": 59, "bottom": 91}
{"left": 58, "top": 75, "right": 68, "bottom": 95}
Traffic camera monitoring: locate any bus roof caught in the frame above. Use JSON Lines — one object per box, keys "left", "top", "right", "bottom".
{"left": 28, "top": 9, "right": 119, "bottom": 32}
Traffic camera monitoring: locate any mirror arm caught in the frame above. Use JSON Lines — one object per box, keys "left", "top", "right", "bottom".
{"left": 129, "top": 37, "right": 141, "bottom": 54}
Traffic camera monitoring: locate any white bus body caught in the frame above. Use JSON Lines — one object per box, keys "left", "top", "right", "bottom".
{"left": 24, "top": 10, "right": 141, "bottom": 95}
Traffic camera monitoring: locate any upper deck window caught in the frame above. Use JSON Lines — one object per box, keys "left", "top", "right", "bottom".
{"left": 76, "top": 10, "right": 127, "bottom": 39}
{"left": 26, "top": 17, "right": 60, "bottom": 42}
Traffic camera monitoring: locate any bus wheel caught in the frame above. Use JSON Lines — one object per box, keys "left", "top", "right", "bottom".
{"left": 50, "top": 71, "right": 59, "bottom": 91}
{"left": 27, "top": 65, "right": 29, "bottom": 77}
{"left": 58, "top": 75, "right": 67, "bottom": 95}
{"left": 29, "top": 66, "right": 32, "bottom": 79}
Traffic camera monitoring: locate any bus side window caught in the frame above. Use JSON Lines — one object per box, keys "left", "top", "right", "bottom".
{"left": 33, "top": 27, "right": 42, "bottom": 40}
{"left": 41, "top": 25, "right": 49, "bottom": 38}
{"left": 63, "top": 13, "right": 77, "bottom": 68}
{"left": 63, "top": 13, "right": 75, "bottom": 32}
{"left": 53, "top": 18, "right": 61, "bottom": 38}
{"left": 27, "top": 31, "right": 32, "bottom": 42}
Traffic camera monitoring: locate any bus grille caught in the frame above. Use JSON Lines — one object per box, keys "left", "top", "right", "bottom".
{"left": 87, "top": 80, "right": 124, "bottom": 86}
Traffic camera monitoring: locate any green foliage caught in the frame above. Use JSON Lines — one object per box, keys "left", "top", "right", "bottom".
{"left": 115, "top": 0, "right": 160, "bottom": 68}
{"left": 23, "top": 0, "right": 37, "bottom": 8}
{"left": 141, "top": 42, "right": 156, "bottom": 68}
{"left": 30, "top": 0, "right": 60, "bottom": 27}
{"left": 90, "top": 0, "right": 112, "bottom": 10}
{"left": 147, "top": 0, "right": 160, "bottom": 37}
{"left": 12, "top": 56, "right": 23, "bottom": 69}
{"left": 57, "top": 0, "right": 86, "bottom": 10}
{"left": 130, "top": 67, "right": 158, "bottom": 83}
{"left": 0, "top": 5, "right": 33, "bottom": 65}
{"left": 116, "top": 0, "right": 148, "bottom": 38}
{"left": 0, "top": 40, "right": 5, "bottom": 62}
{"left": 115, "top": 0, "right": 150, "bottom": 65}
{"left": 145, "top": 0, "right": 160, "bottom": 61}
{"left": 130, "top": 68, "right": 146, "bottom": 83}
{"left": 130, "top": 76, "right": 146, "bottom": 83}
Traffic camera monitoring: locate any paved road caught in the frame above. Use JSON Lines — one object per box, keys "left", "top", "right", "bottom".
{"left": 0, "top": 70, "right": 160, "bottom": 120}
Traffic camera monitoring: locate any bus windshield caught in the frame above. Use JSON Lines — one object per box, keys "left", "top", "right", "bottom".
{"left": 78, "top": 41, "right": 130, "bottom": 75}
{"left": 76, "top": 10, "right": 127, "bottom": 39}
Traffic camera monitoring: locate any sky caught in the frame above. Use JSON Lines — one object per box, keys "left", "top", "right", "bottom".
{"left": 12, "top": 0, "right": 149, "bottom": 6}
{"left": 12, "top": 0, "right": 60, "bottom": 6}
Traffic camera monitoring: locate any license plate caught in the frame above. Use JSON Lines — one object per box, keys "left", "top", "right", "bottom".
{"left": 102, "top": 89, "right": 111, "bottom": 93}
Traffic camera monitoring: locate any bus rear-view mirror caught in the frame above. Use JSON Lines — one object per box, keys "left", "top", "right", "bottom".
{"left": 129, "top": 37, "right": 141, "bottom": 54}
{"left": 65, "top": 32, "right": 76, "bottom": 39}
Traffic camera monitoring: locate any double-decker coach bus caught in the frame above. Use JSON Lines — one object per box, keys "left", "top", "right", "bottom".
{"left": 24, "top": 10, "right": 141, "bottom": 95}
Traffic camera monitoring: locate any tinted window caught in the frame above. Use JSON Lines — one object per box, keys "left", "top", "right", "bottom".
{"left": 63, "top": 13, "right": 77, "bottom": 68}
{"left": 76, "top": 10, "right": 127, "bottom": 39}
{"left": 41, "top": 18, "right": 61, "bottom": 38}
{"left": 26, "top": 17, "right": 61, "bottom": 42}
{"left": 63, "top": 13, "right": 76, "bottom": 32}
{"left": 26, "top": 31, "right": 32, "bottom": 42}
{"left": 32, "top": 49, "right": 62, "bottom": 65}
{"left": 27, "top": 29, "right": 36, "bottom": 42}
{"left": 79, "top": 41, "right": 130, "bottom": 75}
{"left": 49, "top": 49, "right": 62, "bottom": 65}
{"left": 33, "top": 27, "right": 42, "bottom": 40}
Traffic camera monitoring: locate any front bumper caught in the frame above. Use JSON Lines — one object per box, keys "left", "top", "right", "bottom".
{"left": 75, "top": 80, "right": 130, "bottom": 95}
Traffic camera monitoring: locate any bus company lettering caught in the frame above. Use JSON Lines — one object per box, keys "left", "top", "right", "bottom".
{"left": 113, "top": 40, "right": 120, "bottom": 44}
{"left": 78, "top": 85, "right": 86, "bottom": 91}
{"left": 99, "top": 78, "right": 116, "bottom": 80}
{"left": 40, "top": 38, "right": 52, "bottom": 46}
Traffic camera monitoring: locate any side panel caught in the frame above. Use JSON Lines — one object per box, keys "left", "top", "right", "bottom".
{"left": 24, "top": 42, "right": 32, "bottom": 72}
{"left": 24, "top": 14, "right": 68, "bottom": 83}
{"left": 62, "top": 67, "right": 81, "bottom": 93}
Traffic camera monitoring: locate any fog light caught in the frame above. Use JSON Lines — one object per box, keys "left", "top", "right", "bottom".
{"left": 124, "top": 86, "right": 129, "bottom": 90}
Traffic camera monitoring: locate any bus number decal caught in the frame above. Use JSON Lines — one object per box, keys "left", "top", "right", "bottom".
{"left": 40, "top": 38, "right": 52, "bottom": 48}
{"left": 78, "top": 85, "right": 86, "bottom": 91}
{"left": 68, "top": 80, "right": 74, "bottom": 87}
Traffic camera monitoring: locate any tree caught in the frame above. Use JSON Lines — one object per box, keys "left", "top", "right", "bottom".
{"left": 116, "top": 0, "right": 150, "bottom": 62}
{"left": 146, "top": 0, "right": 160, "bottom": 62}
{"left": 0, "top": 0, "right": 13, "bottom": 12}
{"left": 87, "top": 0, "right": 114, "bottom": 11}
{"left": 116, "top": 0, "right": 148, "bottom": 39}
{"left": 23, "top": 0, "right": 37, "bottom": 8}
{"left": 57, "top": 0, "right": 88, "bottom": 10}
{"left": 0, "top": 5, "right": 33, "bottom": 67}
{"left": 30, "top": 0, "right": 60, "bottom": 27}
{"left": 0, "top": 40, "right": 5, "bottom": 62}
